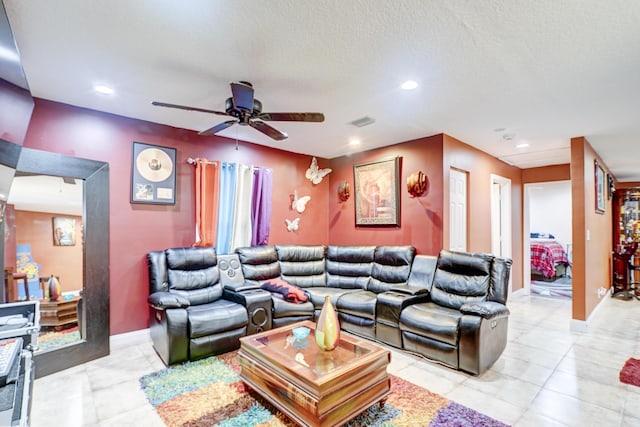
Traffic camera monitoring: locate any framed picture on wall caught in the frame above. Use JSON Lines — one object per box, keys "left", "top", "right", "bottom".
{"left": 595, "top": 160, "right": 605, "bottom": 214}
{"left": 130, "top": 141, "right": 177, "bottom": 204}
{"left": 52, "top": 217, "right": 76, "bottom": 246}
{"left": 353, "top": 157, "right": 401, "bottom": 226}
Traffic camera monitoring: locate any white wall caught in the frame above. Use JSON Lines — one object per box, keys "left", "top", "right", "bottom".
{"left": 528, "top": 180, "right": 572, "bottom": 249}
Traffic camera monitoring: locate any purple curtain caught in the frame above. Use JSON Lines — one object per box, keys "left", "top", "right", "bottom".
{"left": 251, "top": 167, "right": 272, "bottom": 246}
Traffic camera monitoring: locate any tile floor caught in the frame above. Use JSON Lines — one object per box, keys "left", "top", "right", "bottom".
{"left": 30, "top": 292, "right": 640, "bottom": 426}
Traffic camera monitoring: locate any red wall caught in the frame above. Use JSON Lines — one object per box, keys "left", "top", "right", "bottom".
{"left": 328, "top": 135, "right": 444, "bottom": 255}
{"left": 23, "top": 99, "right": 329, "bottom": 335}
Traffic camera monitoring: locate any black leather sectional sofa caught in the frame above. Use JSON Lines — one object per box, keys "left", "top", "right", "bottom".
{"left": 147, "top": 244, "right": 512, "bottom": 375}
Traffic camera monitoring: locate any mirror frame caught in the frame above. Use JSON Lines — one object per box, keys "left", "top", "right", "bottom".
{"left": 16, "top": 147, "right": 110, "bottom": 377}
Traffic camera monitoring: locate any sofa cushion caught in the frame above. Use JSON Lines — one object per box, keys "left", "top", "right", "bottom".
{"left": 326, "top": 245, "right": 375, "bottom": 289}
{"left": 306, "top": 287, "right": 359, "bottom": 310}
{"left": 166, "top": 247, "right": 217, "bottom": 270}
{"left": 335, "top": 290, "right": 377, "bottom": 320}
{"left": 271, "top": 295, "right": 315, "bottom": 319}
{"left": 430, "top": 250, "right": 493, "bottom": 310}
{"left": 368, "top": 246, "right": 416, "bottom": 294}
{"left": 276, "top": 245, "right": 326, "bottom": 288}
{"left": 236, "top": 246, "right": 281, "bottom": 286}
{"left": 187, "top": 299, "right": 248, "bottom": 338}
{"left": 399, "top": 302, "right": 463, "bottom": 346}
{"left": 165, "top": 247, "right": 222, "bottom": 305}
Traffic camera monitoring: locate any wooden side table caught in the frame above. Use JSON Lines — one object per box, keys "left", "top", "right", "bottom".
{"left": 40, "top": 297, "right": 80, "bottom": 330}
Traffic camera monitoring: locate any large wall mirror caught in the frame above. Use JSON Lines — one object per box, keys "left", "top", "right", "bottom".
{"left": 13, "top": 148, "right": 110, "bottom": 378}
{"left": 0, "top": 0, "right": 34, "bottom": 277}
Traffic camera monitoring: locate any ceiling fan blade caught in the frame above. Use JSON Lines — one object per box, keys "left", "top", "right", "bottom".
{"left": 230, "top": 82, "right": 255, "bottom": 112}
{"left": 249, "top": 120, "right": 288, "bottom": 141}
{"left": 198, "top": 120, "right": 237, "bottom": 136}
{"left": 257, "top": 112, "right": 325, "bottom": 122}
{"left": 152, "top": 101, "right": 230, "bottom": 116}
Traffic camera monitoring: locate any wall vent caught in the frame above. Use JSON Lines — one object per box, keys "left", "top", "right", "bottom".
{"left": 349, "top": 116, "right": 376, "bottom": 127}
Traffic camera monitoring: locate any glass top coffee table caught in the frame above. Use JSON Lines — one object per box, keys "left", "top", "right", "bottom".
{"left": 238, "top": 320, "right": 391, "bottom": 427}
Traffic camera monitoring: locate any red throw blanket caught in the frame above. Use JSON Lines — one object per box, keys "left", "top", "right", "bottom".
{"left": 261, "top": 278, "right": 308, "bottom": 303}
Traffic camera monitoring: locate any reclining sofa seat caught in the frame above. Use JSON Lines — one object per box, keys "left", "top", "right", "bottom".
{"left": 307, "top": 245, "right": 376, "bottom": 317}
{"left": 235, "top": 245, "right": 315, "bottom": 328}
{"left": 334, "top": 245, "right": 416, "bottom": 339}
{"left": 147, "top": 247, "right": 249, "bottom": 365}
{"left": 399, "top": 249, "right": 512, "bottom": 375}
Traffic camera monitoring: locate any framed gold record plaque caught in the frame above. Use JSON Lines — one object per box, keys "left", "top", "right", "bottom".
{"left": 131, "top": 141, "right": 177, "bottom": 204}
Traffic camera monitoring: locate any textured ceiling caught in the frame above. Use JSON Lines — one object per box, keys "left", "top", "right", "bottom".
{"left": 5, "top": 0, "right": 640, "bottom": 180}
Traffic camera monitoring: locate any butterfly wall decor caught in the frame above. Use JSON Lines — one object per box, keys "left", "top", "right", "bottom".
{"left": 292, "top": 190, "right": 311, "bottom": 213}
{"left": 285, "top": 217, "right": 300, "bottom": 232}
{"left": 305, "top": 157, "right": 332, "bottom": 184}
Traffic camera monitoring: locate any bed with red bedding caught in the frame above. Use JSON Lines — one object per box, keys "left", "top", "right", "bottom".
{"left": 531, "top": 240, "right": 570, "bottom": 279}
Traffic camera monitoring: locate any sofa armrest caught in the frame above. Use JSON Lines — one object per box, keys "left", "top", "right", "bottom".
{"left": 377, "top": 289, "right": 430, "bottom": 324}
{"left": 148, "top": 292, "right": 190, "bottom": 310}
{"left": 223, "top": 281, "right": 261, "bottom": 293}
{"left": 460, "top": 301, "right": 509, "bottom": 319}
{"left": 223, "top": 288, "right": 273, "bottom": 334}
{"left": 389, "top": 285, "right": 428, "bottom": 296}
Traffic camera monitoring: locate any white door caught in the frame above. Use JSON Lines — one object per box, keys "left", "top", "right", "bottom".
{"left": 450, "top": 168, "right": 467, "bottom": 251}
{"left": 491, "top": 174, "right": 513, "bottom": 296}
{"left": 490, "top": 174, "right": 512, "bottom": 259}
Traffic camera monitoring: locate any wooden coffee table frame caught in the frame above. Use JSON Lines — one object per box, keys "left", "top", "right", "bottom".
{"left": 238, "top": 320, "right": 390, "bottom": 427}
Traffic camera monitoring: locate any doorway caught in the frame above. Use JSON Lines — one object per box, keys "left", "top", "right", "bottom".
{"left": 524, "top": 181, "right": 572, "bottom": 299}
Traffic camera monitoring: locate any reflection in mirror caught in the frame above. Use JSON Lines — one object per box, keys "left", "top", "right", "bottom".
{"left": 6, "top": 174, "right": 84, "bottom": 353}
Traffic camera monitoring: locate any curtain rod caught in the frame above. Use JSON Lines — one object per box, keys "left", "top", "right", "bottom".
{"left": 187, "top": 157, "right": 217, "bottom": 166}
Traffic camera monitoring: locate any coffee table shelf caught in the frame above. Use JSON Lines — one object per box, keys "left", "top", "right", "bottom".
{"left": 238, "top": 320, "right": 390, "bottom": 427}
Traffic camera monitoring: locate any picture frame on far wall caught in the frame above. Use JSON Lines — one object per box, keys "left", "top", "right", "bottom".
{"left": 131, "top": 141, "right": 177, "bottom": 205}
{"left": 353, "top": 156, "right": 401, "bottom": 226}
{"left": 52, "top": 217, "right": 76, "bottom": 246}
{"left": 595, "top": 159, "right": 605, "bottom": 214}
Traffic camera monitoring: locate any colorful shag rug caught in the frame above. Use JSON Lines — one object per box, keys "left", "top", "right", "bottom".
{"left": 37, "top": 326, "right": 81, "bottom": 352}
{"left": 620, "top": 357, "right": 640, "bottom": 387}
{"left": 139, "top": 351, "right": 509, "bottom": 427}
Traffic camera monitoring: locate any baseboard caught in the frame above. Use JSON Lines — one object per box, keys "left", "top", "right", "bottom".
{"left": 569, "top": 292, "right": 611, "bottom": 333}
{"left": 110, "top": 328, "right": 150, "bottom": 349}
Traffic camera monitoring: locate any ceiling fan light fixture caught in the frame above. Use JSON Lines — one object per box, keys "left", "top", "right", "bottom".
{"left": 94, "top": 84, "right": 114, "bottom": 95}
{"left": 400, "top": 80, "right": 418, "bottom": 90}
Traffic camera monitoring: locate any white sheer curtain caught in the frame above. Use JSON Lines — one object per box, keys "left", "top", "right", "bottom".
{"left": 229, "top": 163, "right": 254, "bottom": 252}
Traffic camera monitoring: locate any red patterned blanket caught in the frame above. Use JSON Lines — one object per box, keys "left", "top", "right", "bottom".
{"left": 531, "top": 241, "right": 569, "bottom": 278}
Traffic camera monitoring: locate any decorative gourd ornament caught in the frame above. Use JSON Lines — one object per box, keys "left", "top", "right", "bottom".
{"left": 47, "top": 275, "right": 61, "bottom": 301}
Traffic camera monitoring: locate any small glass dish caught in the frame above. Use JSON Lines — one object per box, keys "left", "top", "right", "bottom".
{"left": 292, "top": 326, "right": 310, "bottom": 341}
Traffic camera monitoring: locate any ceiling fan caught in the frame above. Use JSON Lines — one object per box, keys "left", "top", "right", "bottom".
{"left": 152, "top": 81, "right": 324, "bottom": 141}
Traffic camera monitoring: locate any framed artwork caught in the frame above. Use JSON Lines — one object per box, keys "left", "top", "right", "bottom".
{"left": 131, "top": 141, "right": 177, "bottom": 204}
{"left": 353, "top": 157, "right": 401, "bottom": 226}
{"left": 595, "top": 160, "right": 605, "bottom": 214}
{"left": 52, "top": 217, "right": 76, "bottom": 246}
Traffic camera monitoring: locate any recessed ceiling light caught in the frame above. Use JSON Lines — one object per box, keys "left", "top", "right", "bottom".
{"left": 400, "top": 80, "right": 418, "bottom": 90}
{"left": 94, "top": 85, "right": 114, "bottom": 95}
{"left": 516, "top": 142, "right": 529, "bottom": 148}
{"left": 349, "top": 139, "right": 361, "bottom": 146}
